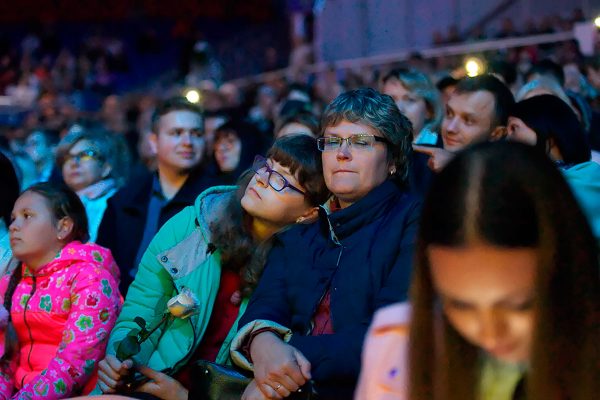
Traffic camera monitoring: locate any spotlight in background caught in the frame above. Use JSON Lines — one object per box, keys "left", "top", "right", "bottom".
{"left": 595, "top": 16, "right": 600, "bottom": 28}
{"left": 185, "top": 89, "right": 201, "bottom": 104}
{"left": 465, "top": 57, "right": 484, "bottom": 77}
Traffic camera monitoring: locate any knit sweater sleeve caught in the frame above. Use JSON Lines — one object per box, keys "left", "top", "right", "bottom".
{"left": 10, "top": 264, "right": 120, "bottom": 399}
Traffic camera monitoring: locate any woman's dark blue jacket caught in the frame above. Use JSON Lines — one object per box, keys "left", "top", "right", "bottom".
{"left": 238, "top": 179, "right": 421, "bottom": 397}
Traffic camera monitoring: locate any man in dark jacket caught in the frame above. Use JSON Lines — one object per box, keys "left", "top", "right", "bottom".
{"left": 97, "top": 98, "right": 218, "bottom": 295}
{"left": 231, "top": 88, "right": 421, "bottom": 399}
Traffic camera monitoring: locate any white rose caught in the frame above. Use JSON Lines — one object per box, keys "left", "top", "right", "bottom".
{"left": 167, "top": 288, "right": 199, "bottom": 319}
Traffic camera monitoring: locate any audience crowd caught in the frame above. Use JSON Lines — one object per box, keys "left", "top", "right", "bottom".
{"left": 0, "top": 6, "right": 598, "bottom": 400}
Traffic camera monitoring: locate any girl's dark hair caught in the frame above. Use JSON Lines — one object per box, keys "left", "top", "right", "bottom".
{"left": 510, "top": 94, "right": 591, "bottom": 164}
{"left": 0, "top": 152, "right": 20, "bottom": 226}
{"left": 211, "top": 135, "right": 329, "bottom": 295}
{"left": 24, "top": 182, "right": 89, "bottom": 243}
{"left": 409, "top": 141, "right": 599, "bottom": 400}
{"left": 1, "top": 183, "right": 89, "bottom": 370}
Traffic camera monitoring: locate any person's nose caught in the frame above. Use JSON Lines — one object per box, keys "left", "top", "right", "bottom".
{"left": 445, "top": 116, "right": 460, "bottom": 134}
{"left": 476, "top": 309, "right": 506, "bottom": 350}
{"left": 396, "top": 100, "right": 407, "bottom": 113}
{"left": 254, "top": 170, "right": 269, "bottom": 188}
{"left": 9, "top": 217, "right": 20, "bottom": 232}
{"left": 65, "top": 156, "right": 80, "bottom": 167}
{"left": 336, "top": 139, "right": 352, "bottom": 161}
{"left": 180, "top": 131, "right": 193, "bottom": 145}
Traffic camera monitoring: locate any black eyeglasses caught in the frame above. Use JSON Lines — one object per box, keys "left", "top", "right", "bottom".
{"left": 317, "top": 134, "right": 391, "bottom": 151}
{"left": 63, "top": 149, "right": 103, "bottom": 164}
{"left": 252, "top": 155, "right": 305, "bottom": 195}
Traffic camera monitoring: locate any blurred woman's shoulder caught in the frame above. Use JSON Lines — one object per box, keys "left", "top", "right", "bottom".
{"left": 355, "top": 302, "right": 411, "bottom": 400}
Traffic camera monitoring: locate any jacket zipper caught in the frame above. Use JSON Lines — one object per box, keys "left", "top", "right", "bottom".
{"left": 22, "top": 275, "right": 37, "bottom": 377}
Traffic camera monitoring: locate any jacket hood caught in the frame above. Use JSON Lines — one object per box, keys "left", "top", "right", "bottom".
{"left": 25, "top": 241, "right": 120, "bottom": 280}
{"left": 562, "top": 161, "right": 600, "bottom": 239}
{"left": 193, "top": 185, "right": 238, "bottom": 240}
{"left": 562, "top": 161, "right": 600, "bottom": 189}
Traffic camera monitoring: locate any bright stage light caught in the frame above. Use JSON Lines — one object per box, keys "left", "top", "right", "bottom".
{"left": 185, "top": 89, "right": 201, "bottom": 104}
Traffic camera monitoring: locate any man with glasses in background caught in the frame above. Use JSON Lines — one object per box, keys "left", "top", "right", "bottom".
{"left": 97, "top": 97, "right": 218, "bottom": 295}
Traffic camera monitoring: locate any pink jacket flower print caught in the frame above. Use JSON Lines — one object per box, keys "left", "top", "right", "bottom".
{"left": 0, "top": 241, "right": 121, "bottom": 399}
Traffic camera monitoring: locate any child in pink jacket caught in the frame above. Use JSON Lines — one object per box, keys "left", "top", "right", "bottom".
{"left": 0, "top": 183, "right": 121, "bottom": 399}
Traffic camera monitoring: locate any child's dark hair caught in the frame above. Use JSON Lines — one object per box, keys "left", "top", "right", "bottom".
{"left": 25, "top": 182, "right": 89, "bottom": 244}
{"left": 211, "top": 135, "right": 329, "bottom": 295}
{"left": 1, "top": 183, "right": 89, "bottom": 371}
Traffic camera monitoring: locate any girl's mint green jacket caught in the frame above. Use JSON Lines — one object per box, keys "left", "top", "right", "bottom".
{"left": 96, "top": 185, "right": 246, "bottom": 392}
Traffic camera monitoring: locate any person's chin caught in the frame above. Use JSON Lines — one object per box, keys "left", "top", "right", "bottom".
{"left": 442, "top": 137, "right": 463, "bottom": 151}
{"left": 240, "top": 193, "right": 258, "bottom": 213}
{"left": 329, "top": 183, "right": 359, "bottom": 198}
{"left": 174, "top": 159, "right": 201, "bottom": 170}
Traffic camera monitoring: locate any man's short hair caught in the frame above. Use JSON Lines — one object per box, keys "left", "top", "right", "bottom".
{"left": 454, "top": 74, "right": 515, "bottom": 127}
{"left": 151, "top": 97, "right": 204, "bottom": 134}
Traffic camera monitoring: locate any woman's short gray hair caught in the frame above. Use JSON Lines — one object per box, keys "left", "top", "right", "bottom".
{"left": 319, "top": 87, "right": 413, "bottom": 186}
{"left": 56, "top": 125, "right": 131, "bottom": 187}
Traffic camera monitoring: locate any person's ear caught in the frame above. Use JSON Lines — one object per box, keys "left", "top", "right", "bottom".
{"left": 490, "top": 126, "right": 507, "bottom": 142}
{"left": 148, "top": 132, "right": 158, "bottom": 155}
{"left": 56, "top": 217, "right": 74, "bottom": 242}
{"left": 101, "top": 164, "right": 112, "bottom": 179}
{"left": 295, "top": 207, "right": 319, "bottom": 224}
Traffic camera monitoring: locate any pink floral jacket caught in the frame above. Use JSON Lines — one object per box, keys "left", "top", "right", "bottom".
{"left": 0, "top": 241, "right": 121, "bottom": 399}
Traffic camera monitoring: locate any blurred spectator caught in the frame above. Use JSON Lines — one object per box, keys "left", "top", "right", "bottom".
{"left": 274, "top": 111, "right": 319, "bottom": 139}
{"left": 248, "top": 84, "right": 277, "bottom": 135}
{"left": 212, "top": 119, "right": 265, "bottom": 184}
{"left": 56, "top": 126, "right": 131, "bottom": 242}
{"left": 185, "top": 41, "right": 224, "bottom": 86}
{"left": 436, "top": 75, "right": 458, "bottom": 107}
{"left": 381, "top": 67, "right": 443, "bottom": 145}
{"left": 507, "top": 94, "right": 600, "bottom": 243}
{"left": 22, "top": 128, "right": 59, "bottom": 184}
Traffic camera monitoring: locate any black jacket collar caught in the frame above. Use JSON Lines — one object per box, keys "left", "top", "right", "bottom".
{"left": 320, "top": 179, "right": 404, "bottom": 240}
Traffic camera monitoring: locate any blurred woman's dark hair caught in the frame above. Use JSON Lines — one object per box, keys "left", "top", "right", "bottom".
{"left": 409, "top": 141, "right": 599, "bottom": 400}
{"left": 510, "top": 94, "right": 590, "bottom": 164}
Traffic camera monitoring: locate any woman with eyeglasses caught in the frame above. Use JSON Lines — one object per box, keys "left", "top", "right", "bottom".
{"left": 56, "top": 126, "right": 131, "bottom": 242}
{"left": 231, "top": 88, "right": 420, "bottom": 400}
{"left": 94, "top": 135, "right": 329, "bottom": 400}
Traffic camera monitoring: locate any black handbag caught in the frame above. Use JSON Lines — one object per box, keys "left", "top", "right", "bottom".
{"left": 190, "top": 360, "right": 318, "bottom": 400}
